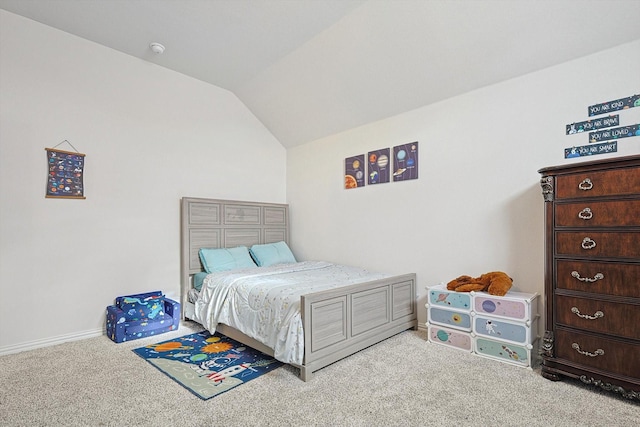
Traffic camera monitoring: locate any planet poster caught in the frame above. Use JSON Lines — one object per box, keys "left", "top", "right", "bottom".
{"left": 45, "top": 148, "right": 86, "bottom": 199}
{"left": 392, "top": 142, "right": 418, "bottom": 182}
{"left": 367, "top": 148, "right": 390, "bottom": 185}
{"left": 345, "top": 154, "right": 365, "bottom": 189}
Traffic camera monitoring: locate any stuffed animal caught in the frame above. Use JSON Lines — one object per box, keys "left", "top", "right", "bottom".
{"left": 446, "top": 271, "right": 513, "bottom": 296}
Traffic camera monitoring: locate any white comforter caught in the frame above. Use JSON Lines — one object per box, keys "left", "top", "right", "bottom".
{"left": 194, "top": 261, "right": 388, "bottom": 365}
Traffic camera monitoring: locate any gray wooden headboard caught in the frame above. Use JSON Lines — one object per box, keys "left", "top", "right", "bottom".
{"left": 180, "top": 197, "right": 290, "bottom": 310}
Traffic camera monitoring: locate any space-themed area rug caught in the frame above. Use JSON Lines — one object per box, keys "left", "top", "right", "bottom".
{"left": 133, "top": 331, "right": 283, "bottom": 400}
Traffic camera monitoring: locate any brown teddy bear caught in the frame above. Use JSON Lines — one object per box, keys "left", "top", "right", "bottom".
{"left": 446, "top": 271, "right": 513, "bottom": 296}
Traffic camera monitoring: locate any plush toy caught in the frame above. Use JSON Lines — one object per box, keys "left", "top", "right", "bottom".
{"left": 446, "top": 271, "right": 513, "bottom": 296}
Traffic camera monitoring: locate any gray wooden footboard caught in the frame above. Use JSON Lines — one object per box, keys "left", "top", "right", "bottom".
{"left": 299, "top": 273, "right": 417, "bottom": 380}
{"left": 186, "top": 273, "right": 416, "bottom": 381}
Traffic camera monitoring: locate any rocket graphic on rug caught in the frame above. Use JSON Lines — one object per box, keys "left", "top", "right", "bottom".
{"left": 207, "top": 363, "right": 256, "bottom": 383}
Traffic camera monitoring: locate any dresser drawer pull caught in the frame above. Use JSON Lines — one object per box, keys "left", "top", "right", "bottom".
{"left": 581, "top": 237, "right": 596, "bottom": 249}
{"left": 571, "top": 306, "right": 604, "bottom": 320}
{"left": 577, "top": 207, "right": 593, "bottom": 220}
{"left": 570, "top": 271, "right": 604, "bottom": 283}
{"left": 572, "top": 343, "right": 604, "bottom": 357}
{"left": 578, "top": 178, "right": 593, "bottom": 191}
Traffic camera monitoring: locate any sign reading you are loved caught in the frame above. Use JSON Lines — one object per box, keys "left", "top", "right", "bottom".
{"left": 589, "top": 124, "right": 640, "bottom": 143}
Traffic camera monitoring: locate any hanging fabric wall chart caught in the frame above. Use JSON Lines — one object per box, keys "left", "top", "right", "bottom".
{"left": 393, "top": 142, "right": 419, "bottom": 182}
{"left": 45, "top": 140, "right": 85, "bottom": 199}
{"left": 345, "top": 154, "right": 365, "bottom": 189}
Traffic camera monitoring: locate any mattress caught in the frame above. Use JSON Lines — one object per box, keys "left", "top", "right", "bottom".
{"left": 194, "top": 261, "right": 389, "bottom": 364}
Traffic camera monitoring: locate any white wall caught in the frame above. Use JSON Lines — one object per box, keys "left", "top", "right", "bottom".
{"left": 0, "top": 11, "right": 286, "bottom": 353}
{"left": 287, "top": 40, "right": 640, "bottom": 330}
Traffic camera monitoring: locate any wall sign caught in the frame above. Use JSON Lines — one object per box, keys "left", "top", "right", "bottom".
{"left": 588, "top": 94, "right": 640, "bottom": 117}
{"left": 367, "top": 148, "right": 390, "bottom": 185}
{"left": 566, "top": 115, "right": 619, "bottom": 134}
{"left": 46, "top": 145, "right": 85, "bottom": 199}
{"left": 589, "top": 124, "right": 640, "bottom": 143}
{"left": 392, "top": 142, "right": 419, "bottom": 182}
{"left": 345, "top": 154, "right": 365, "bottom": 189}
{"left": 565, "top": 141, "right": 617, "bottom": 159}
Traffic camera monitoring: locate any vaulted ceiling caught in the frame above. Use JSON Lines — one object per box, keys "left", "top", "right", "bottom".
{"left": 2, "top": 0, "right": 639, "bottom": 148}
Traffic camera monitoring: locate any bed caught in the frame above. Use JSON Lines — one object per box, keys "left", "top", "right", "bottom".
{"left": 180, "top": 197, "right": 417, "bottom": 381}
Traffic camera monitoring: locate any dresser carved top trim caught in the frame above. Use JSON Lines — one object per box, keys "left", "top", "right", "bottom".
{"left": 540, "top": 176, "right": 554, "bottom": 202}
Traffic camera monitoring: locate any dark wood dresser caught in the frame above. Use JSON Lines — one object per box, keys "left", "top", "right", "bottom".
{"left": 538, "top": 154, "right": 640, "bottom": 400}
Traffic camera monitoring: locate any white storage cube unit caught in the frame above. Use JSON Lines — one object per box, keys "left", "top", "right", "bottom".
{"left": 426, "top": 284, "right": 539, "bottom": 368}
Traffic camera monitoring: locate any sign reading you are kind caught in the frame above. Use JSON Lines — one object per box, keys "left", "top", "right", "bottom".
{"left": 588, "top": 94, "right": 640, "bottom": 117}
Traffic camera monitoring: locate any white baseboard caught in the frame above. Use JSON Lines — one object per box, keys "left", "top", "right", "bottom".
{"left": 0, "top": 328, "right": 104, "bottom": 356}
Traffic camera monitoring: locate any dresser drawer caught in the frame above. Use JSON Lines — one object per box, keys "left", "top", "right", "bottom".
{"left": 555, "top": 295, "right": 640, "bottom": 340}
{"left": 555, "top": 166, "right": 640, "bottom": 199}
{"left": 556, "top": 260, "right": 640, "bottom": 298}
{"left": 555, "top": 328, "right": 640, "bottom": 378}
{"left": 555, "top": 231, "right": 640, "bottom": 259}
{"left": 555, "top": 200, "right": 640, "bottom": 227}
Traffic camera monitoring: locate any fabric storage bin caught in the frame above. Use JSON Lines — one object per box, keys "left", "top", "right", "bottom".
{"left": 428, "top": 306, "right": 472, "bottom": 331}
{"left": 428, "top": 324, "right": 472, "bottom": 352}
{"left": 472, "top": 290, "right": 538, "bottom": 322}
{"left": 473, "top": 314, "right": 538, "bottom": 345}
{"left": 474, "top": 337, "right": 535, "bottom": 367}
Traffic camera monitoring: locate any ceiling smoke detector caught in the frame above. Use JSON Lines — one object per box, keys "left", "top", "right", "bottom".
{"left": 149, "top": 42, "right": 165, "bottom": 54}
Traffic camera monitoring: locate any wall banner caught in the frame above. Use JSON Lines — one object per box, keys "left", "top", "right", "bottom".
{"left": 46, "top": 147, "right": 86, "bottom": 199}
{"left": 588, "top": 124, "right": 640, "bottom": 143}
{"left": 588, "top": 94, "right": 640, "bottom": 117}
{"left": 565, "top": 141, "right": 617, "bottom": 159}
{"left": 566, "top": 115, "right": 619, "bottom": 135}
{"left": 345, "top": 154, "right": 365, "bottom": 189}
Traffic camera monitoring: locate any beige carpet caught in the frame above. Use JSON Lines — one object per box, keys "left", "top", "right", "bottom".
{"left": 0, "top": 322, "right": 637, "bottom": 426}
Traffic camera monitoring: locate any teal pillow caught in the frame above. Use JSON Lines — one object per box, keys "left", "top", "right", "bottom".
{"left": 193, "top": 272, "right": 208, "bottom": 291}
{"left": 250, "top": 241, "right": 297, "bottom": 267}
{"left": 199, "top": 246, "right": 257, "bottom": 273}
